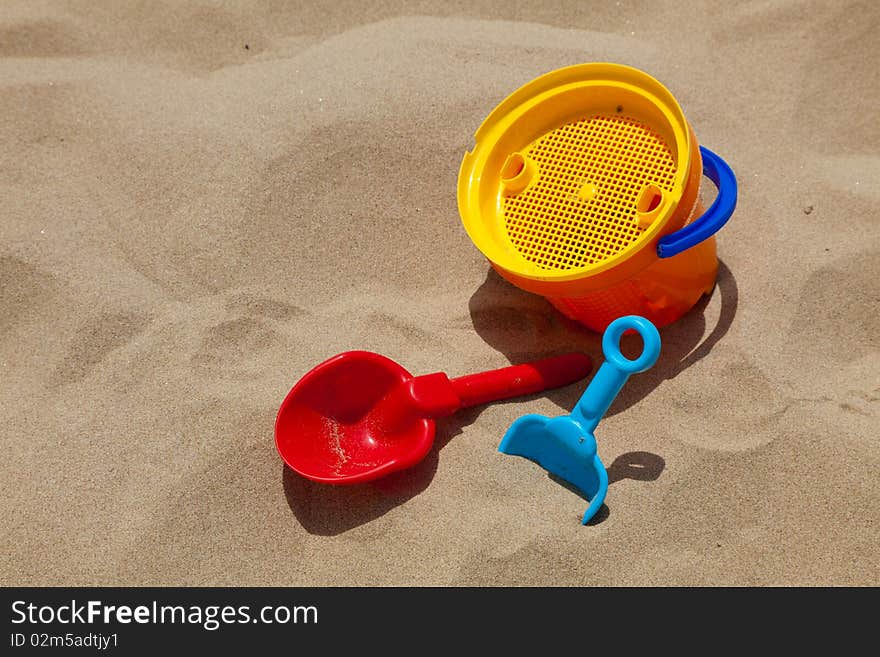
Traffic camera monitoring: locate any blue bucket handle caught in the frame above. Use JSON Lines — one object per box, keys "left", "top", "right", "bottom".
{"left": 657, "top": 146, "right": 737, "bottom": 259}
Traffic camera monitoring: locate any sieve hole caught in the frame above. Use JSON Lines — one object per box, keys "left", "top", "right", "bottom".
{"left": 637, "top": 184, "right": 663, "bottom": 213}
{"left": 502, "top": 153, "right": 526, "bottom": 181}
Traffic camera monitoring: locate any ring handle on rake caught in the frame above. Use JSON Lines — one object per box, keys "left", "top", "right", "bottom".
{"left": 657, "top": 146, "right": 737, "bottom": 259}
{"left": 573, "top": 315, "right": 661, "bottom": 433}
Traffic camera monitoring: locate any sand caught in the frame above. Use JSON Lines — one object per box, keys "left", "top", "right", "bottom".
{"left": 1, "top": 0, "right": 878, "bottom": 586}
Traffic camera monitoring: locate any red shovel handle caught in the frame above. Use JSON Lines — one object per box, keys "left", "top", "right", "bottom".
{"left": 449, "top": 353, "right": 592, "bottom": 408}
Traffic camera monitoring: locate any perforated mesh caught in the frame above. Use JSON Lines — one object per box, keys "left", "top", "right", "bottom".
{"left": 503, "top": 114, "right": 678, "bottom": 271}
{"left": 549, "top": 286, "right": 646, "bottom": 331}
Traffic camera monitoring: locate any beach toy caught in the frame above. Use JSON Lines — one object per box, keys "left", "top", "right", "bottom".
{"left": 275, "top": 351, "right": 592, "bottom": 484}
{"left": 458, "top": 63, "right": 737, "bottom": 332}
{"left": 500, "top": 315, "right": 660, "bottom": 523}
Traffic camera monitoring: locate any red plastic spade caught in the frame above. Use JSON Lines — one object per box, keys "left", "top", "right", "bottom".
{"left": 275, "top": 350, "right": 592, "bottom": 484}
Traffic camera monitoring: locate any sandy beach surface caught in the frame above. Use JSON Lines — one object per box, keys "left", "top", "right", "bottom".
{"left": 2, "top": 0, "right": 878, "bottom": 586}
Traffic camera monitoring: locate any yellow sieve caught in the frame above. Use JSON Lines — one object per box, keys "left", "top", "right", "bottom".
{"left": 458, "top": 63, "right": 693, "bottom": 285}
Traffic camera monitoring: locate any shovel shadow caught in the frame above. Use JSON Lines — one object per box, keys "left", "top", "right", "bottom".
{"left": 283, "top": 406, "right": 484, "bottom": 536}
{"left": 468, "top": 260, "right": 738, "bottom": 418}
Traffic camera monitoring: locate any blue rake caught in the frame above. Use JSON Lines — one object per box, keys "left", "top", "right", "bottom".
{"left": 499, "top": 315, "right": 661, "bottom": 524}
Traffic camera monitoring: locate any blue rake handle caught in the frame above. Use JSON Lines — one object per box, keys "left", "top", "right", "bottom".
{"left": 571, "top": 315, "right": 662, "bottom": 434}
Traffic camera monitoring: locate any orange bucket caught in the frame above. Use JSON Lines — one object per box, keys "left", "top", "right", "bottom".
{"left": 457, "top": 63, "right": 737, "bottom": 332}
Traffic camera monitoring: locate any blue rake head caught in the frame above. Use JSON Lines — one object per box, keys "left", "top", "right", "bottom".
{"left": 499, "top": 315, "right": 661, "bottom": 524}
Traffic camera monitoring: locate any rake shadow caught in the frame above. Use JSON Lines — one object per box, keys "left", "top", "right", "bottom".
{"left": 546, "top": 450, "right": 667, "bottom": 526}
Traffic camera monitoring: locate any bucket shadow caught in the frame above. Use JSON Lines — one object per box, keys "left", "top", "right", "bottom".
{"left": 548, "top": 450, "right": 667, "bottom": 525}
{"left": 282, "top": 406, "right": 483, "bottom": 536}
{"left": 468, "top": 260, "right": 738, "bottom": 418}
